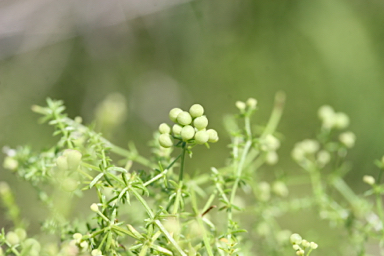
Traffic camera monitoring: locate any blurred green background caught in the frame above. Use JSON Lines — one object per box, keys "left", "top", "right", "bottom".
{"left": 1, "top": 0, "right": 384, "bottom": 253}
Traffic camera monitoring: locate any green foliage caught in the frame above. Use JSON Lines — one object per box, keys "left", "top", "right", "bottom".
{"left": 1, "top": 94, "right": 384, "bottom": 256}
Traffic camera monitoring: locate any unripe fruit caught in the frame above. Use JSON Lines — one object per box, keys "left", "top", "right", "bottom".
{"left": 177, "top": 111, "right": 192, "bottom": 125}
{"left": 169, "top": 108, "right": 183, "bottom": 122}
{"left": 159, "top": 123, "right": 171, "bottom": 134}
{"left": 206, "top": 129, "right": 219, "bottom": 143}
{"left": 193, "top": 116, "right": 209, "bottom": 130}
{"left": 64, "top": 149, "right": 82, "bottom": 170}
{"left": 15, "top": 228, "right": 26, "bottom": 241}
{"left": 6, "top": 231, "right": 20, "bottom": 245}
{"left": 172, "top": 124, "right": 183, "bottom": 136}
{"left": 159, "top": 134, "right": 173, "bottom": 148}
{"left": 189, "top": 104, "right": 204, "bottom": 118}
{"left": 181, "top": 125, "right": 195, "bottom": 141}
{"left": 56, "top": 155, "right": 68, "bottom": 170}
{"left": 195, "top": 131, "right": 209, "bottom": 144}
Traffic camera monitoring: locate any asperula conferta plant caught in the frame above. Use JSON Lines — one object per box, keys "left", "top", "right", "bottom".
{"left": 158, "top": 104, "right": 219, "bottom": 148}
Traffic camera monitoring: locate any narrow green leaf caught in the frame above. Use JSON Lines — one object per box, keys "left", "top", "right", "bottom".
{"left": 90, "top": 173, "right": 104, "bottom": 188}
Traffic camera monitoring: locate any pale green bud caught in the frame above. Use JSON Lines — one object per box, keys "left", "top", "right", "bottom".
{"left": 159, "top": 123, "right": 171, "bottom": 134}
{"left": 169, "top": 108, "right": 183, "bottom": 122}
{"left": 91, "top": 249, "right": 103, "bottom": 256}
{"left": 23, "top": 238, "right": 41, "bottom": 254}
{"left": 290, "top": 233, "right": 302, "bottom": 245}
{"left": 195, "top": 131, "right": 209, "bottom": 144}
{"left": 318, "top": 105, "right": 334, "bottom": 120}
{"left": 301, "top": 239, "right": 310, "bottom": 248}
{"left": 6, "top": 231, "right": 20, "bottom": 245}
{"left": 317, "top": 150, "right": 331, "bottom": 166}
{"left": 334, "top": 112, "right": 350, "bottom": 129}
{"left": 246, "top": 98, "right": 257, "bottom": 109}
{"left": 207, "top": 129, "right": 219, "bottom": 143}
{"left": 272, "top": 181, "right": 288, "bottom": 197}
{"left": 193, "top": 116, "right": 209, "bottom": 130}
{"left": 189, "top": 104, "right": 204, "bottom": 118}
{"left": 3, "top": 156, "right": 18, "bottom": 170}
{"left": 62, "top": 177, "right": 79, "bottom": 192}
{"left": 292, "top": 245, "right": 300, "bottom": 250}
{"left": 73, "top": 233, "right": 83, "bottom": 243}
{"left": 177, "top": 111, "right": 192, "bottom": 125}
{"left": 172, "top": 124, "right": 183, "bottom": 136}
{"left": 15, "top": 228, "right": 26, "bottom": 241}
{"left": 63, "top": 149, "right": 82, "bottom": 170}
{"left": 56, "top": 155, "right": 68, "bottom": 170}
{"left": 310, "top": 242, "right": 318, "bottom": 249}
{"left": 266, "top": 151, "right": 278, "bottom": 165}
{"left": 159, "top": 134, "right": 173, "bottom": 148}
{"left": 363, "top": 175, "right": 375, "bottom": 185}
{"left": 0, "top": 182, "right": 10, "bottom": 195}
{"left": 181, "top": 125, "right": 195, "bottom": 141}
{"left": 339, "top": 131, "right": 356, "bottom": 148}
{"left": 90, "top": 203, "right": 99, "bottom": 212}
{"left": 235, "top": 101, "right": 246, "bottom": 111}
{"left": 261, "top": 134, "right": 280, "bottom": 151}
{"left": 296, "top": 249, "right": 304, "bottom": 255}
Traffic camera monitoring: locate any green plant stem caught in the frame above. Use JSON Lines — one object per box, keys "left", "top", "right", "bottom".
{"left": 131, "top": 189, "right": 187, "bottom": 256}
{"left": 172, "top": 144, "right": 187, "bottom": 215}
{"left": 179, "top": 144, "right": 187, "bottom": 182}
{"left": 260, "top": 91, "right": 285, "bottom": 139}
{"left": 228, "top": 114, "right": 253, "bottom": 232}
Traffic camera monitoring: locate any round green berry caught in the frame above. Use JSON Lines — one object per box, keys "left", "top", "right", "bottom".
{"left": 177, "top": 111, "right": 192, "bottom": 126}
{"left": 206, "top": 129, "right": 219, "bottom": 143}
{"left": 169, "top": 108, "right": 183, "bottom": 122}
{"left": 172, "top": 124, "right": 183, "bottom": 136}
{"left": 181, "top": 125, "right": 195, "bottom": 141}
{"left": 159, "top": 134, "right": 173, "bottom": 148}
{"left": 159, "top": 123, "right": 171, "bottom": 134}
{"left": 15, "top": 228, "right": 26, "bottom": 241}
{"left": 290, "top": 233, "right": 302, "bottom": 245}
{"left": 189, "top": 104, "right": 204, "bottom": 118}
{"left": 6, "top": 231, "right": 20, "bottom": 245}
{"left": 246, "top": 98, "right": 257, "bottom": 109}
{"left": 195, "top": 131, "right": 209, "bottom": 144}
{"left": 63, "top": 149, "right": 82, "bottom": 170}
{"left": 193, "top": 116, "right": 208, "bottom": 130}
{"left": 56, "top": 155, "right": 68, "bottom": 170}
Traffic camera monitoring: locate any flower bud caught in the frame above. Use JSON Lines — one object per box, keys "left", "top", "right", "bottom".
{"left": 301, "top": 239, "right": 309, "bottom": 248}
{"left": 63, "top": 149, "right": 82, "bottom": 170}
{"left": 177, "top": 111, "right": 192, "bottom": 126}
{"left": 172, "top": 124, "right": 183, "bottom": 136}
{"left": 363, "top": 175, "right": 375, "bottom": 185}
{"left": 235, "top": 101, "right": 246, "bottom": 111}
{"left": 6, "top": 231, "right": 20, "bottom": 245}
{"left": 189, "top": 104, "right": 204, "bottom": 118}
{"left": 272, "top": 181, "right": 288, "bottom": 197}
{"left": 15, "top": 228, "right": 26, "bottom": 241}
{"left": 261, "top": 134, "right": 280, "bottom": 152}
{"left": 290, "top": 233, "right": 302, "bottom": 245}
{"left": 193, "top": 116, "right": 209, "bottom": 130}
{"left": 310, "top": 242, "right": 318, "bottom": 249}
{"left": 334, "top": 112, "right": 349, "bottom": 129}
{"left": 317, "top": 150, "right": 331, "bottom": 166}
{"left": 56, "top": 155, "right": 68, "bottom": 170}
{"left": 296, "top": 249, "right": 304, "bottom": 255}
{"left": 266, "top": 151, "right": 278, "bottom": 165}
{"left": 246, "top": 98, "right": 257, "bottom": 109}
{"left": 181, "top": 125, "right": 195, "bottom": 141}
{"left": 195, "top": 131, "right": 209, "bottom": 144}
{"left": 3, "top": 157, "right": 18, "bottom": 170}
{"left": 91, "top": 249, "right": 103, "bottom": 256}
{"left": 206, "top": 129, "right": 219, "bottom": 143}
{"left": 23, "top": 238, "right": 41, "bottom": 254}
{"left": 90, "top": 203, "right": 99, "bottom": 212}
{"left": 159, "top": 134, "right": 173, "bottom": 148}
{"left": 159, "top": 123, "right": 171, "bottom": 134}
{"left": 169, "top": 108, "right": 183, "bottom": 122}
{"left": 339, "top": 131, "right": 356, "bottom": 148}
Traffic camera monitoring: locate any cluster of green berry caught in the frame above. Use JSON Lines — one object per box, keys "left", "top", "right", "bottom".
{"left": 158, "top": 104, "right": 219, "bottom": 148}
{"left": 290, "top": 233, "right": 318, "bottom": 256}
{"left": 0, "top": 228, "right": 41, "bottom": 256}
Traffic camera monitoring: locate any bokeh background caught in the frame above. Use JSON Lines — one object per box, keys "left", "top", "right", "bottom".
{"left": 1, "top": 0, "right": 384, "bottom": 254}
